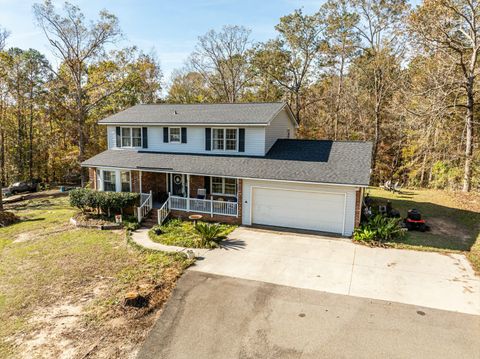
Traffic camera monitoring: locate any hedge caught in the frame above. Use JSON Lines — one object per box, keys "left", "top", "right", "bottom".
{"left": 69, "top": 188, "right": 140, "bottom": 215}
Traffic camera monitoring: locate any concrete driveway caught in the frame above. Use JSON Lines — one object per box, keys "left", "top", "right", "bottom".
{"left": 137, "top": 271, "right": 480, "bottom": 359}
{"left": 191, "top": 227, "right": 480, "bottom": 315}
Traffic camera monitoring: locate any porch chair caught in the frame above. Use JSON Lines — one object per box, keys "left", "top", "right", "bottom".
{"left": 197, "top": 188, "right": 206, "bottom": 199}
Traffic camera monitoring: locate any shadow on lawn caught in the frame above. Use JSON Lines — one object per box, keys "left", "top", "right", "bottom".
{"left": 370, "top": 192, "right": 479, "bottom": 252}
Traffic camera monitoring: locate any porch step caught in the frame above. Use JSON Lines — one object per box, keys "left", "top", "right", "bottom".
{"left": 142, "top": 210, "right": 159, "bottom": 228}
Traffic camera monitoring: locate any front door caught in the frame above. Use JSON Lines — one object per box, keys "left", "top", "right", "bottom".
{"left": 171, "top": 173, "right": 186, "bottom": 197}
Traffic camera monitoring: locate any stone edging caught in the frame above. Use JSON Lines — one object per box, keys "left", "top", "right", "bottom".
{"left": 69, "top": 217, "right": 123, "bottom": 230}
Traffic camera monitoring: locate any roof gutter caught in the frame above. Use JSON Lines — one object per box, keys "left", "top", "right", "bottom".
{"left": 97, "top": 122, "right": 269, "bottom": 127}
{"left": 81, "top": 163, "right": 369, "bottom": 188}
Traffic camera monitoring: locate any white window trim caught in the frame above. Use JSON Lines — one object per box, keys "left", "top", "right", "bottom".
{"left": 211, "top": 128, "right": 238, "bottom": 152}
{"left": 102, "top": 170, "right": 117, "bottom": 192}
{"left": 100, "top": 169, "right": 132, "bottom": 192}
{"left": 169, "top": 127, "right": 182, "bottom": 143}
{"left": 120, "top": 126, "right": 142, "bottom": 148}
{"left": 120, "top": 170, "right": 132, "bottom": 192}
{"left": 211, "top": 177, "right": 237, "bottom": 197}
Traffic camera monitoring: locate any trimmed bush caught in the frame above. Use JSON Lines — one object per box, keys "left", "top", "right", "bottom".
{"left": 69, "top": 188, "right": 140, "bottom": 215}
{"left": 354, "top": 214, "right": 405, "bottom": 244}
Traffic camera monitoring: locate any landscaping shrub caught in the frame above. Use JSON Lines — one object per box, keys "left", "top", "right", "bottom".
{"left": 354, "top": 214, "right": 405, "bottom": 244}
{"left": 194, "top": 222, "right": 225, "bottom": 248}
{"left": 69, "top": 188, "right": 139, "bottom": 215}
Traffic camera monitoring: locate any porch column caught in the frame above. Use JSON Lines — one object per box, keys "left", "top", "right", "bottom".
{"left": 187, "top": 174, "right": 190, "bottom": 211}
{"left": 139, "top": 170, "right": 143, "bottom": 194}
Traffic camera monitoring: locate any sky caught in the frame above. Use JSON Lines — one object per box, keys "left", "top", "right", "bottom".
{"left": 0, "top": 0, "right": 327, "bottom": 84}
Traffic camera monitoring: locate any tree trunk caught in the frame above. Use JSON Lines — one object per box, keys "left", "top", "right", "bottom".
{"left": 333, "top": 49, "right": 346, "bottom": 141}
{"left": 29, "top": 91, "right": 34, "bottom": 181}
{"left": 78, "top": 109, "right": 86, "bottom": 186}
{"left": 462, "top": 78, "right": 474, "bottom": 192}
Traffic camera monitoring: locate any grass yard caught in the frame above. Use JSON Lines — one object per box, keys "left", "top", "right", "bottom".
{"left": 0, "top": 192, "right": 193, "bottom": 358}
{"left": 149, "top": 218, "right": 237, "bottom": 248}
{"left": 367, "top": 187, "right": 480, "bottom": 272}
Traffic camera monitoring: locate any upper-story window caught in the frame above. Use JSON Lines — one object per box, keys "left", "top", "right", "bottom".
{"left": 169, "top": 127, "right": 181, "bottom": 143}
{"left": 121, "top": 127, "right": 142, "bottom": 147}
{"left": 212, "top": 128, "right": 237, "bottom": 151}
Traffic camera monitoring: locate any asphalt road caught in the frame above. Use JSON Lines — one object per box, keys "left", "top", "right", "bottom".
{"left": 137, "top": 271, "right": 480, "bottom": 359}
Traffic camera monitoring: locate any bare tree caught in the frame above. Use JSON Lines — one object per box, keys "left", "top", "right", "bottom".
{"left": 33, "top": 0, "right": 122, "bottom": 185}
{"left": 189, "top": 25, "right": 252, "bottom": 103}
{"left": 410, "top": 0, "right": 480, "bottom": 192}
{"left": 0, "top": 27, "right": 9, "bottom": 51}
{"left": 349, "top": 0, "right": 409, "bottom": 172}
{"left": 252, "top": 9, "right": 325, "bottom": 122}
{"left": 323, "top": 0, "right": 359, "bottom": 139}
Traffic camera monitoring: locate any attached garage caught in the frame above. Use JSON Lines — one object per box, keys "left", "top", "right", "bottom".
{"left": 251, "top": 187, "right": 346, "bottom": 234}
{"left": 243, "top": 180, "right": 358, "bottom": 236}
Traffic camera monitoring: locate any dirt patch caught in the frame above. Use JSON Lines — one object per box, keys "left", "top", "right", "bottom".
{"left": 427, "top": 217, "right": 472, "bottom": 243}
{"left": 7, "top": 266, "right": 185, "bottom": 359}
{"left": 13, "top": 232, "right": 36, "bottom": 243}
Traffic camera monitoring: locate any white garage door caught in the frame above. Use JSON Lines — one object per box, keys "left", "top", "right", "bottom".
{"left": 251, "top": 187, "right": 345, "bottom": 234}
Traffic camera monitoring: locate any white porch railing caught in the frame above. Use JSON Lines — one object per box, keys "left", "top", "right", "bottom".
{"left": 137, "top": 190, "right": 153, "bottom": 223}
{"left": 169, "top": 195, "right": 238, "bottom": 217}
{"left": 157, "top": 199, "right": 170, "bottom": 225}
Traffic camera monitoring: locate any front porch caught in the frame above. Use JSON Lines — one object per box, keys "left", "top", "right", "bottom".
{"left": 89, "top": 168, "right": 242, "bottom": 225}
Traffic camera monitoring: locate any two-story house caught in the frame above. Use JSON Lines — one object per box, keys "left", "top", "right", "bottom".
{"left": 82, "top": 102, "right": 372, "bottom": 236}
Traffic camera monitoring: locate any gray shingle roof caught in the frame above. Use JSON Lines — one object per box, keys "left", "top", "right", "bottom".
{"left": 98, "top": 102, "right": 289, "bottom": 125}
{"left": 82, "top": 140, "right": 372, "bottom": 186}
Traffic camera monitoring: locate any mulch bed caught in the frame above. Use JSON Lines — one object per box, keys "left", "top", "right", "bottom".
{"left": 70, "top": 213, "right": 123, "bottom": 230}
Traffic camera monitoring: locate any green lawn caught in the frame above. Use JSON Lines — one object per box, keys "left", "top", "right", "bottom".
{"left": 0, "top": 194, "right": 193, "bottom": 358}
{"left": 149, "top": 218, "right": 237, "bottom": 248}
{"left": 367, "top": 187, "right": 480, "bottom": 272}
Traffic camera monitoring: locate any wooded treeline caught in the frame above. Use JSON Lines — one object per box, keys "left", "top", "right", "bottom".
{"left": 0, "top": 0, "right": 479, "bottom": 192}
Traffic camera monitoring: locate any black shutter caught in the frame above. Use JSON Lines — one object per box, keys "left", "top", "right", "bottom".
{"left": 238, "top": 128, "right": 245, "bottom": 152}
{"left": 205, "top": 128, "right": 211, "bottom": 151}
{"left": 142, "top": 127, "right": 148, "bottom": 148}
{"left": 116, "top": 127, "right": 121, "bottom": 147}
{"left": 181, "top": 127, "right": 187, "bottom": 143}
{"left": 204, "top": 176, "right": 210, "bottom": 195}
{"left": 163, "top": 127, "right": 169, "bottom": 143}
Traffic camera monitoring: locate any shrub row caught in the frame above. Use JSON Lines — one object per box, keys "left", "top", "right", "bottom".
{"left": 69, "top": 188, "right": 140, "bottom": 215}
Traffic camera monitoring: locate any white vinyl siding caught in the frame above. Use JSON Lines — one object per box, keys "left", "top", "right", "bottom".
{"left": 145, "top": 126, "right": 265, "bottom": 156}
{"left": 265, "top": 109, "right": 296, "bottom": 153}
{"left": 107, "top": 126, "right": 116, "bottom": 148}
{"left": 242, "top": 179, "right": 357, "bottom": 236}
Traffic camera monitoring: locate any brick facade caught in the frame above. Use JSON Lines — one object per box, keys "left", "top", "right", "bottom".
{"left": 88, "top": 168, "right": 96, "bottom": 189}
{"left": 189, "top": 175, "right": 205, "bottom": 198}
{"left": 131, "top": 170, "right": 140, "bottom": 193}
{"left": 354, "top": 188, "right": 363, "bottom": 228}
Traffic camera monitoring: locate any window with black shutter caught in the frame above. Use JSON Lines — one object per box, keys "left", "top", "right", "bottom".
{"left": 205, "top": 128, "right": 211, "bottom": 151}
{"left": 181, "top": 127, "right": 187, "bottom": 143}
{"left": 163, "top": 127, "right": 169, "bottom": 143}
{"left": 238, "top": 128, "right": 245, "bottom": 152}
{"left": 142, "top": 127, "right": 148, "bottom": 148}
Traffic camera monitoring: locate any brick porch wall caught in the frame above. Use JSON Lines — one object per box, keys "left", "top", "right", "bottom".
{"left": 189, "top": 175, "right": 205, "bottom": 198}
{"left": 169, "top": 177, "right": 243, "bottom": 225}
{"left": 88, "top": 168, "right": 96, "bottom": 189}
{"left": 131, "top": 170, "right": 140, "bottom": 193}
{"left": 355, "top": 188, "right": 363, "bottom": 228}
